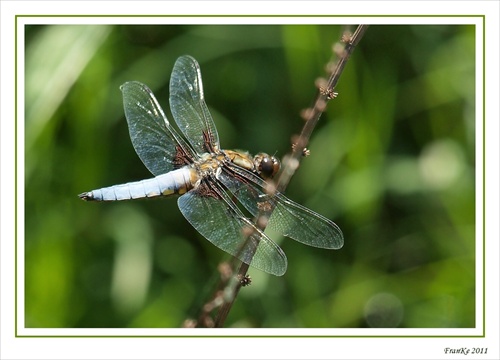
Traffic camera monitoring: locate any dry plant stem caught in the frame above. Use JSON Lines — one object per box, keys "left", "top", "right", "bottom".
{"left": 278, "top": 24, "right": 369, "bottom": 192}
{"left": 194, "top": 25, "right": 369, "bottom": 328}
{"left": 213, "top": 263, "right": 249, "bottom": 327}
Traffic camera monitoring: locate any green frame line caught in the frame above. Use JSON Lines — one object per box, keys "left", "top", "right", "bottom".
{"left": 15, "top": 15, "right": 486, "bottom": 338}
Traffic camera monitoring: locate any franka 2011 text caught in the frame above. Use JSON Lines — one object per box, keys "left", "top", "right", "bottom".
{"left": 444, "top": 347, "right": 488, "bottom": 355}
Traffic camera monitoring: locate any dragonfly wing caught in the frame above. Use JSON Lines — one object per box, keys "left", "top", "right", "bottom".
{"left": 177, "top": 180, "right": 287, "bottom": 276}
{"left": 218, "top": 166, "right": 344, "bottom": 249}
{"left": 266, "top": 193, "right": 344, "bottom": 249}
{"left": 169, "top": 55, "right": 220, "bottom": 155}
{"left": 121, "top": 81, "right": 196, "bottom": 176}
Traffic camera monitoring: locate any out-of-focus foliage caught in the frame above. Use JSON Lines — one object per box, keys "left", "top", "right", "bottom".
{"left": 24, "top": 24, "right": 476, "bottom": 328}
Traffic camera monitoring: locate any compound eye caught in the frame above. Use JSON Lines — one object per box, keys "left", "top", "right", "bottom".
{"left": 258, "top": 155, "right": 281, "bottom": 179}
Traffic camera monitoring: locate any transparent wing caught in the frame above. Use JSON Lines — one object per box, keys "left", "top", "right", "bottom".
{"left": 218, "top": 166, "right": 344, "bottom": 249}
{"left": 177, "top": 180, "right": 288, "bottom": 276}
{"left": 120, "top": 81, "right": 196, "bottom": 176}
{"left": 169, "top": 55, "right": 220, "bottom": 155}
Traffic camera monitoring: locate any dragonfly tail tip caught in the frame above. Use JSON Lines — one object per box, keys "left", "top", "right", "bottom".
{"left": 78, "top": 192, "right": 94, "bottom": 201}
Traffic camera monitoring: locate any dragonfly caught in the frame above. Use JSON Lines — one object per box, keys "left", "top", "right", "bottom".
{"left": 79, "top": 55, "right": 343, "bottom": 276}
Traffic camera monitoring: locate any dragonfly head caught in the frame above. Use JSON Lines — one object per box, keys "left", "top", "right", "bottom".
{"left": 254, "top": 152, "right": 281, "bottom": 179}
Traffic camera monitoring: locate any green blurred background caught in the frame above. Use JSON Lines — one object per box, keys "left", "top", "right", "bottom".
{"left": 24, "top": 24, "right": 476, "bottom": 328}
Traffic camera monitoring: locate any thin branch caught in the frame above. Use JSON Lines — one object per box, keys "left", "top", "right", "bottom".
{"left": 189, "top": 25, "right": 369, "bottom": 328}
{"left": 278, "top": 24, "right": 369, "bottom": 193}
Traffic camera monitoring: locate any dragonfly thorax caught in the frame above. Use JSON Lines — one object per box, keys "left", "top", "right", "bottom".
{"left": 222, "top": 150, "right": 280, "bottom": 180}
{"left": 194, "top": 152, "right": 225, "bottom": 177}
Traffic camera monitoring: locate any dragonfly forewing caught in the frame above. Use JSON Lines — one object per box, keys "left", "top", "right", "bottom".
{"left": 218, "top": 166, "right": 344, "bottom": 250}
{"left": 169, "top": 55, "right": 220, "bottom": 155}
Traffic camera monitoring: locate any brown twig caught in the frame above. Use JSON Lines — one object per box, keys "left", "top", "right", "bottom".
{"left": 190, "top": 25, "right": 369, "bottom": 328}
{"left": 278, "top": 24, "right": 369, "bottom": 192}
